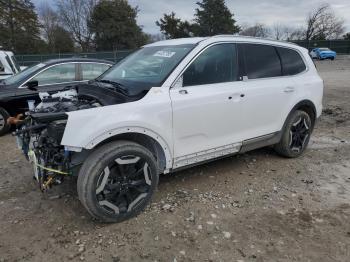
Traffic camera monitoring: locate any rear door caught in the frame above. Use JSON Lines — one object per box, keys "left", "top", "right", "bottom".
{"left": 236, "top": 43, "right": 298, "bottom": 139}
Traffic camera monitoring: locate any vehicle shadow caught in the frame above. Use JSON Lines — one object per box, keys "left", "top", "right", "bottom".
{"left": 47, "top": 146, "right": 283, "bottom": 226}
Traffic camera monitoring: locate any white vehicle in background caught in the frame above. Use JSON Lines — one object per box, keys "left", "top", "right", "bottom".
{"left": 16, "top": 36, "right": 323, "bottom": 223}
{"left": 0, "top": 51, "right": 22, "bottom": 79}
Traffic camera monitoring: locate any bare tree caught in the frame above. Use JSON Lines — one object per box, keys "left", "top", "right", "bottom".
{"left": 272, "top": 23, "right": 283, "bottom": 40}
{"left": 305, "top": 3, "right": 345, "bottom": 40}
{"left": 56, "top": 0, "right": 98, "bottom": 51}
{"left": 271, "top": 24, "right": 302, "bottom": 41}
{"left": 240, "top": 23, "right": 270, "bottom": 38}
{"left": 39, "top": 3, "right": 59, "bottom": 48}
{"left": 290, "top": 28, "right": 305, "bottom": 40}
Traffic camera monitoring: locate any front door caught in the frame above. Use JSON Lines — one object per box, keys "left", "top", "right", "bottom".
{"left": 170, "top": 43, "right": 246, "bottom": 166}
{"left": 15, "top": 63, "right": 80, "bottom": 110}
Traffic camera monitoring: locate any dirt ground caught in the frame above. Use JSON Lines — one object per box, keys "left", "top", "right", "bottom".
{"left": 0, "top": 57, "right": 350, "bottom": 262}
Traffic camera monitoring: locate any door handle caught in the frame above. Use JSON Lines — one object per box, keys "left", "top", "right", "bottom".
{"left": 284, "top": 86, "right": 295, "bottom": 93}
{"left": 228, "top": 94, "right": 245, "bottom": 100}
{"left": 179, "top": 89, "right": 188, "bottom": 95}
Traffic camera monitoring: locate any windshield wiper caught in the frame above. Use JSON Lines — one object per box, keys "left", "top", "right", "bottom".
{"left": 95, "top": 79, "right": 129, "bottom": 95}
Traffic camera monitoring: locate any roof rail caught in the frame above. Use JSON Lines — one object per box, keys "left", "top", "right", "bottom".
{"left": 210, "top": 35, "right": 298, "bottom": 46}
{"left": 211, "top": 34, "right": 236, "bottom": 38}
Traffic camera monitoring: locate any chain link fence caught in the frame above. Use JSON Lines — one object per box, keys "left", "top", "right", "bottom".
{"left": 14, "top": 40, "right": 350, "bottom": 67}
{"left": 15, "top": 50, "right": 134, "bottom": 67}
{"left": 293, "top": 40, "right": 350, "bottom": 53}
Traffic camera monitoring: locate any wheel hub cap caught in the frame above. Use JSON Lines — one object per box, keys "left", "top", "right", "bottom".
{"left": 289, "top": 117, "right": 310, "bottom": 152}
{"left": 95, "top": 155, "right": 151, "bottom": 214}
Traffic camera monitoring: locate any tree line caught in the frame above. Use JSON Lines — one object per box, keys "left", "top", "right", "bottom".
{"left": 0, "top": 0, "right": 149, "bottom": 53}
{"left": 0, "top": 0, "right": 349, "bottom": 55}
{"left": 157, "top": 1, "right": 348, "bottom": 41}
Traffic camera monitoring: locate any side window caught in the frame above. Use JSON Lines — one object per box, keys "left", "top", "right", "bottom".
{"left": 183, "top": 44, "right": 237, "bottom": 87}
{"left": 32, "top": 63, "right": 76, "bottom": 85}
{"left": 81, "top": 63, "right": 111, "bottom": 80}
{"left": 242, "top": 44, "right": 282, "bottom": 79}
{"left": 276, "top": 47, "right": 306, "bottom": 76}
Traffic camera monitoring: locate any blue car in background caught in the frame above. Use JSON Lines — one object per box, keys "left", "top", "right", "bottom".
{"left": 310, "top": 48, "right": 336, "bottom": 60}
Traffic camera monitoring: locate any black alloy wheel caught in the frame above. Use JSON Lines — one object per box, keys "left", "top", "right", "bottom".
{"left": 78, "top": 141, "right": 159, "bottom": 223}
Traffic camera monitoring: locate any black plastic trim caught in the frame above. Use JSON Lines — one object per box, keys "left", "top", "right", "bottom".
{"left": 240, "top": 132, "right": 282, "bottom": 153}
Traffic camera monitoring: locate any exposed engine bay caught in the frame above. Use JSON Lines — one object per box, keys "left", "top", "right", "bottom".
{"left": 14, "top": 83, "right": 145, "bottom": 191}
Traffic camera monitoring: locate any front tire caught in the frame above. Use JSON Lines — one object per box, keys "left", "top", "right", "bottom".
{"left": 274, "top": 110, "right": 313, "bottom": 158}
{"left": 0, "top": 107, "right": 11, "bottom": 136}
{"left": 77, "top": 141, "right": 159, "bottom": 223}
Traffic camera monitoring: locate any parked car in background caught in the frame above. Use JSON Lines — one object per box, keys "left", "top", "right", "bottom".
{"left": 0, "top": 51, "right": 22, "bottom": 80}
{"left": 0, "top": 58, "right": 113, "bottom": 135}
{"left": 310, "top": 48, "right": 336, "bottom": 60}
{"left": 15, "top": 36, "right": 323, "bottom": 222}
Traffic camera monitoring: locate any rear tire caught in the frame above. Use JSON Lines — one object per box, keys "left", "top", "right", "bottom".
{"left": 77, "top": 140, "right": 159, "bottom": 223}
{"left": 0, "top": 107, "right": 10, "bottom": 136}
{"left": 274, "top": 110, "right": 313, "bottom": 158}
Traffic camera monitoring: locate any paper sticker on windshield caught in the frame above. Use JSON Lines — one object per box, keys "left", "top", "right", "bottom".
{"left": 153, "top": 51, "right": 176, "bottom": 58}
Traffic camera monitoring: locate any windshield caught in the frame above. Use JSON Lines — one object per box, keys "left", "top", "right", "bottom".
{"left": 99, "top": 44, "right": 195, "bottom": 90}
{"left": 319, "top": 48, "right": 330, "bottom": 51}
{"left": 3, "top": 63, "right": 46, "bottom": 85}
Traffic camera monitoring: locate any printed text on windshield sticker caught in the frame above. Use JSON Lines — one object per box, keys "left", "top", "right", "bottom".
{"left": 153, "top": 51, "right": 176, "bottom": 58}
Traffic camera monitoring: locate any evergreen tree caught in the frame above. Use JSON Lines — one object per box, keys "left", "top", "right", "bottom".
{"left": 156, "top": 12, "right": 192, "bottom": 39}
{"left": 194, "top": 0, "right": 240, "bottom": 36}
{"left": 89, "top": 0, "right": 148, "bottom": 50}
{"left": 0, "top": 0, "right": 43, "bottom": 53}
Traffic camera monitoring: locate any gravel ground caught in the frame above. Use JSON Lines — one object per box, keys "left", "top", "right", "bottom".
{"left": 0, "top": 57, "right": 349, "bottom": 262}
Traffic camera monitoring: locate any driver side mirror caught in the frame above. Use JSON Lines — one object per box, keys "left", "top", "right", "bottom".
{"left": 25, "top": 80, "right": 39, "bottom": 91}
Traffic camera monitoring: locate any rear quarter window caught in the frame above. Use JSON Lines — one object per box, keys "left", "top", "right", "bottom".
{"left": 276, "top": 47, "right": 306, "bottom": 76}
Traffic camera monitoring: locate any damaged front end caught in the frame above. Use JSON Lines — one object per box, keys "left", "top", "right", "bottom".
{"left": 16, "top": 113, "right": 71, "bottom": 190}
{"left": 14, "top": 83, "right": 135, "bottom": 191}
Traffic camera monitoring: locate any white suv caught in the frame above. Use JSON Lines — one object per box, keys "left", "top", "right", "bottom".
{"left": 16, "top": 36, "right": 323, "bottom": 222}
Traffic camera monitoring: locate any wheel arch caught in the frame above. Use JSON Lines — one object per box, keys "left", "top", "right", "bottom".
{"left": 0, "top": 100, "right": 20, "bottom": 116}
{"left": 0, "top": 101, "right": 10, "bottom": 114}
{"left": 283, "top": 100, "right": 317, "bottom": 132}
{"left": 292, "top": 100, "right": 317, "bottom": 124}
{"left": 84, "top": 128, "right": 172, "bottom": 173}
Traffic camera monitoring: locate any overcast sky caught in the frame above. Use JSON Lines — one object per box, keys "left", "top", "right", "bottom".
{"left": 34, "top": 0, "right": 350, "bottom": 34}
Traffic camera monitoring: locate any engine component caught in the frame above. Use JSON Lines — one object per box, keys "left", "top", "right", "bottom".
{"left": 15, "top": 87, "right": 101, "bottom": 190}
{"left": 14, "top": 83, "right": 137, "bottom": 191}
{"left": 7, "top": 114, "right": 24, "bottom": 125}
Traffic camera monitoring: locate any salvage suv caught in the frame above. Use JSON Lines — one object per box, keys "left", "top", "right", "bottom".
{"left": 15, "top": 36, "right": 323, "bottom": 223}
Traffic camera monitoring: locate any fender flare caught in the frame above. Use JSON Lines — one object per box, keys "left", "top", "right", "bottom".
{"left": 282, "top": 99, "right": 317, "bottom": 133}
{"left": 84, "top": 126, "right": 173, "bottom": 170}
